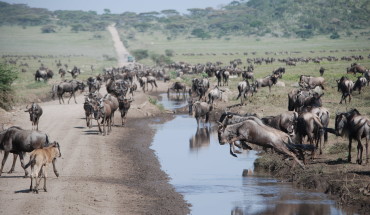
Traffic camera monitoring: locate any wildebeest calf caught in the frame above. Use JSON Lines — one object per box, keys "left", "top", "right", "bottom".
{"left": 25, "top": 141, "right": 61, "bottom": 193}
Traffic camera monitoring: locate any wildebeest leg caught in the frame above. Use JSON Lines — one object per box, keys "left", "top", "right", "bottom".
{"left": 356, "top": 139, "right": 363, "bottom": 165}
{"left": 43, "top": 167, "right": 47, "bottom": 192}
{"left": 96, "top": 120, "right": 102, "bottom": 133}
{"left": 0, "top": 151, "right": 10, "bottom": 176}
{"left": 8, "top": 153, "right": 18, "bottom": 174}
{"left": 34, "top": 167, "right": 43, "bottom": 193}
{"left": 52, "top": 158, "right": 59, "bottom": 177}
{"left": 18, "top": 152, "right": 29, "bottom": 177}
{"left": 348, "top": 137, "right": 352, "bottom": 163}
{"left": 365, "top": 138, "right": 369, "bottom": 164}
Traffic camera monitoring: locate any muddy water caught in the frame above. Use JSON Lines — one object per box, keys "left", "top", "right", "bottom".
{"left": 152, "top": 94, "right": 351, "bottom": 215}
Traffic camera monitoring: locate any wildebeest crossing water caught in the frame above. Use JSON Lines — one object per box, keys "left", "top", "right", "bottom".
{"left": 150, "top": 94, "right": 353, "bottom": 215}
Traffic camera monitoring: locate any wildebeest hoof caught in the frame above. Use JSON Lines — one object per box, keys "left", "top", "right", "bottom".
{"left": 44, "top": 188, "right": 47, "bottom": 192}
{"left": 55, "top": 172, "right": 59, "bottom": 177}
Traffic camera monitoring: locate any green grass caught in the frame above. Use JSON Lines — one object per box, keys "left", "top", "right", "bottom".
{"left": 0, "top": 26, "right": 118, "bottom": 103}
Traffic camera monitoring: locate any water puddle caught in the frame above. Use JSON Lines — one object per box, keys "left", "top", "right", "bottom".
{"left": 150, "top": 95, "right": 353, "bottom": 215}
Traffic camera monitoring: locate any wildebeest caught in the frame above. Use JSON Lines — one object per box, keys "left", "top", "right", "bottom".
{"left": 58, "top": 68, "right": 66, "bottom": 79}
{"left": 25, "top": 103, "right": 43, "bottom": 130}
{"left": 236, "top": 80, "right": 257, "bottom": 105}
{"left": 261, "top": 111, "right": 298, "bottom": 135}
{"left": 319, "top": 67, "right": 325, "bottom": 76}
{"left": 191, "top": 78, "right": 209, "bottom": 100}
{"left": 57, "top": 80, "right": 85, "bottom": 104}
{"left": 305, "top": 107, "right": 330, "bottom": 155}
{"left": 102, "top": 94, "right": 119, "bottom": 126}
{"left": 87, "top": 77, "right": 101, "bottom": 93}
{"left": 168, "top": 82, "right": 187, "bottom": 95}
{"left": 335, "top": 109, "right": 369, "bottom": 164}
{"left": 218, "top": 116, "right": 307, "bottom": 169}
{"left": 353, "top": 76, "right": 367, "bottom": 94}
{"left": 192, "top": 101, "right": 213, "bottom": 127}
{"left": 272, "top": 67, "right": 285, "bottom": 78}
{"left": 93, "top": 98, "right": 112, "bottom": 136}
{"left": 25, "top": 141, "right": 61, "bottom": 193}
{"left": 255, "top": 74, "right": 278, "bottom": 93}
{"left": 294, "top": 112, "right": 323, "bottom": 159}
{"left": 0, "top": 126, "right": 59, "bottom": 177}
{"left": 118, "top": 96, "right": 133, "bottom": 126}
{"left": 336, "top": 76, "right": 354, "bottom": 104}
{"left": 222, "top": 70, "right": 230, "bottom": 86}
{"left": 68, "top": 66, "right": 80, "bottom": 79}
{"left": 83, "top": 97, "right": 95, "bottom": 128}
{"left": 299, "top": 75, "right": 325, "bottom": 89}
{"left": 289, "top": 88, "right": 323, "bottom": 112}
{"left": 35, "top": 69, "right": 53, "bottom": 82}
{"left": 347, "top": 63, "right": 368, "bottom": 75}
{"left": 207, "top": 86, "right": 223, "bottom": 104}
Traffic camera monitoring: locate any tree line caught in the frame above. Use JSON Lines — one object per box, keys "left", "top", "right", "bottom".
{"left": 0, "top": 0, "right": 369, "bottom": 38}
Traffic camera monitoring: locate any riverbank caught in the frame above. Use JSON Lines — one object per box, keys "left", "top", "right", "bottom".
{"left": 254, "top": 152, "right": 370, "bottom": 215}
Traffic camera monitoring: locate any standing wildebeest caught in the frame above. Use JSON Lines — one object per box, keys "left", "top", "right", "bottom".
{"left": 0, "top": 126, "right": 59, "bottom": 177}
{"left": 261, "top": 111, "right": 298, "bottom": 135}
{"left": 336, "top": 76, "right": 354, "bottom": 104}
{"left": 255, "top": 75, "right": 278, "bottom": 93}
{"left": 102, "top": 94, "right": 119, "bottom": 126}
{"left": 218, "top": 117, "right": 306, "bottom": 169}
{"left": 335, "top": 109, "right": 370, "bottom": 164}
{"left": 168, "top": 82, "right": 187, "bottom": 95}
{"left": 87, "top": 77, "right": 101, "bottom": 93}
{"left": 236, "top": 80, "right": 257, "bottom": 105}
{"left": 299, "top": 75, "right": 325, "bottom": 89}
{"left": 57, "top": 80, "right": 85, "bottom": 104}
{"left": 93, "top": 99, "right": 112, "bottom": 136}
{"left": 25, "top": 141, "right": 61, "bottom": 193}
{"left": 294, "top": 112, "right": 323, "bottom": 159}
{"left": 192, "top": 101, "right": 213, "bottom": 127}
{"left": 222, "top": 70, "right": 230, "bottom": 86}
{"left": 58, "top": 68, "right": 66, "bottom": 79}
{"left": 319, "top": 67, "right": 325, "bottom": 76}
{"left": 207, "top": 86, "right": 223, "bottom": 104}
{"left": 353, "top": 76, "right": 367, "bottom": 94}
{"left": 35, "top": 69, "right": 52, "bottom": 82}
{"left": 68, "top": 66, "right": 80, "bottom": 79}
{"left": 272, "top": 67, "right": 285, "bottom": 78}
{"left": 191, "top": 78, "right": 209, "bottom": 100}
{"left": 309, "top": 107, "right": 330, "bottom": 154}
{"left": 118, "top": 96, "right": 133, "bottom": 126}
{"left": 25, "top": 103, "right": 43, "bottom": 130}
{"left": 347, "top": 63, "right": 368, "bottom": 75}
{"left": 83, "top": 96, "right": 95, "bottom": 128}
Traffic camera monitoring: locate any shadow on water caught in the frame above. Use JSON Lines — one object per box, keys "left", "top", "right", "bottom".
{"left": 152, "top": 94, "right": 352, "bottom": 215}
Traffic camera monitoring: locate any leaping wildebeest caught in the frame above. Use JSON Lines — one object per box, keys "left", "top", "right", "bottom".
{"left": 217, "top": 116, "right": 308, "bottom": 169}
{"left": 57, "top": 80, "right": 85, "bottom": 104}
{"left": 335, "top": 109, "right": 370, "bottom": 164}
{"left": 25, "top": 102, "right": 43, "bottom": 130}
{"left": 0, "top": 126, "right": 59, "bottom": 177}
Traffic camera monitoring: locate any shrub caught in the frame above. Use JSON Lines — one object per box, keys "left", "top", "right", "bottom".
{"left": 0, "top": 63, "right": 18, "bottom": 110}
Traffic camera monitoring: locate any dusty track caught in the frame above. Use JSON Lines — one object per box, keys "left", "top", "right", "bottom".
{"left": 0, "top": 26, "right": 189, "bottom": 215}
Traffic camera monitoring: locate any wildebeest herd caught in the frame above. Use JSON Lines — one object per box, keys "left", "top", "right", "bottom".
{"left": 1, "top": 56, "right": 369, "bottom": 195}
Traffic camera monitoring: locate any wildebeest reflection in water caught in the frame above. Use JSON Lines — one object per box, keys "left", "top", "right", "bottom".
{"left": 167, "top": 92, "right": 187, "bottom": 102}
{"left": 231, "top": 193, "right": 333, "bottom": 215}
{"left": 189, "top": 127, "right": 211, "bottom": 151}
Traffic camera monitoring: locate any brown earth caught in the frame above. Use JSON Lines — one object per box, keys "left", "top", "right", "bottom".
{"left": 0, "top": 80, "right": 190, "bottom": 215}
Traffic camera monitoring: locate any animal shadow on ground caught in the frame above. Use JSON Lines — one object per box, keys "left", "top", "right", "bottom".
{"left": 83, "top": 129, "right": 99, "bottom": 135}
{"left": 74, "top": 126, "right": 85, "bottom": 129}
{"left": 14, "top": 189, "right": 31, "bottom": 194}
{"left": 0, "top": 175, "right": 24, "bottom": 179}
{"left": 325, "top": 158, "right": 349, "bottom": 165}
{"left": 350, "top": 171, "right": 370, "bottom": 176}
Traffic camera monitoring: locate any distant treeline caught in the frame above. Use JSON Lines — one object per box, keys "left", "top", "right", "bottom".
{"left": 0, "top": 0, "right": 369, "bottom": 38}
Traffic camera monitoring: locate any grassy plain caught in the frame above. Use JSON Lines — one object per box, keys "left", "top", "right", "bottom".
{"left": 0, "top": 26, "right": 116, "bottom": 103}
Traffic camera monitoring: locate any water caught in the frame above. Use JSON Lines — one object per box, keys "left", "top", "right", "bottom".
{"left": 150, "top": 95, "right": 352, "bottom": 215}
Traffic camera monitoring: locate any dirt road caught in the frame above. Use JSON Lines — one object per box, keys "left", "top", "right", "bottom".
{"left": 0, "top": 26, "right": 189, "bottom": 215}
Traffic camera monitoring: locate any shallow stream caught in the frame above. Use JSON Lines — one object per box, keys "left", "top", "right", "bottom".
{"left": 150, "top": 93, "right": 352, "bottom": 215}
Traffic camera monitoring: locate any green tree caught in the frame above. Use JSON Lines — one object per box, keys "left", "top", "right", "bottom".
{"left": 0, "top": 63, "right": 18, "bottom": 110}
{"left": 191, "top": 28, "right": 211, "bottom": 39}
{"left": 132, "top": 49, "right": 149, "bottom": 61}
